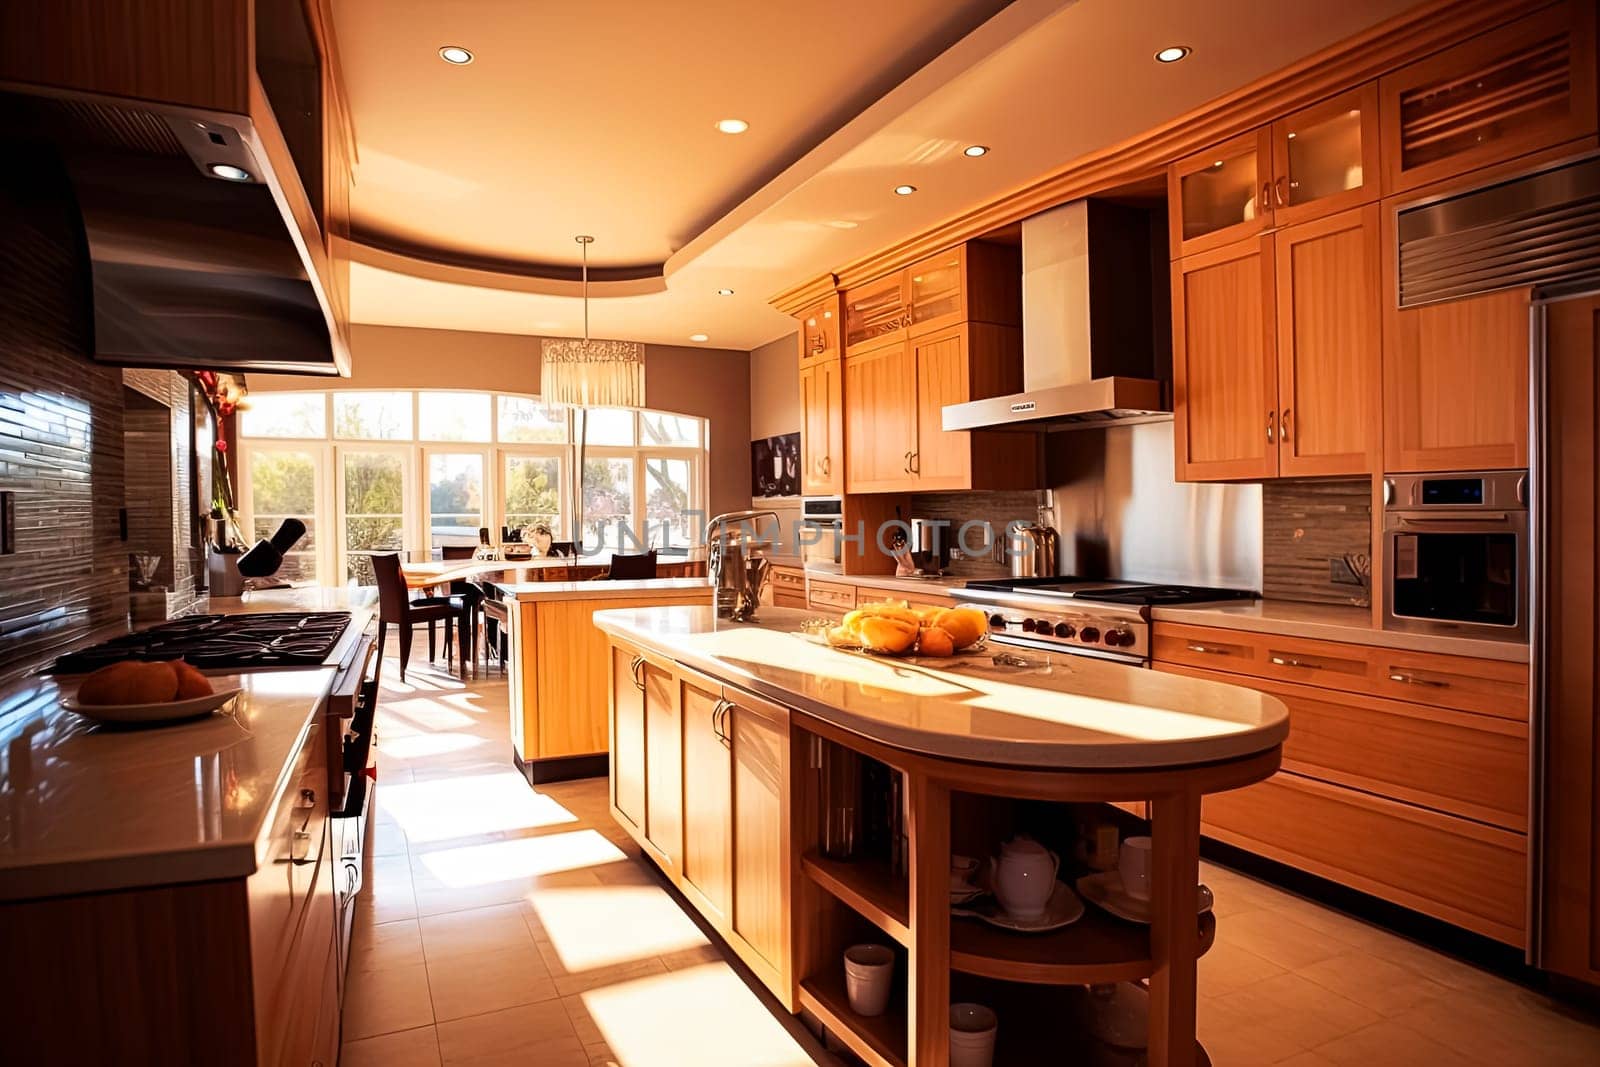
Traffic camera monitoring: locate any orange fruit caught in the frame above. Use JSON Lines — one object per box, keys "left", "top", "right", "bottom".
{"left": 76, "top": 661, "right": 143, "bottom": 705}
{"left": 124, "top": 661, "right": 180, "bottom": 704}
{"left": 172, "top": 660, "right": 213, "bottom": 700}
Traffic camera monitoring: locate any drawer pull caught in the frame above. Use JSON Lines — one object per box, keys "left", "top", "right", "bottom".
{"left": 629, "top": 655, "right": 646, "bottom": 691}
{"left": 1186, "top": 643, "right": 1229, "bottom": 655}
{"left": 1389, "top": 672, "right": 1448, "bottom": 688}
{"left": 1271, "top": 656, "right": 1322, "bottom": 669}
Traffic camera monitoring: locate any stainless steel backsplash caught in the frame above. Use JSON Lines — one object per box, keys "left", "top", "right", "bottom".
{"left": 1045, "top": 420, "right": 1263, "bottom": 589}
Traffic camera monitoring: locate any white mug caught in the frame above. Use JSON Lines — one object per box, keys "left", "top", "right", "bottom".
{"left": 1119, "top": 835, "right": 1152, "bottom": 901}
{"left": 843, "top": 944, "right": 895, "bottom": 1017}
{"left": 949, "top": 1002, "right": 998, "bottom": 1067}
{"left": 950, "top": 853, "right": 980, "bottom": 892}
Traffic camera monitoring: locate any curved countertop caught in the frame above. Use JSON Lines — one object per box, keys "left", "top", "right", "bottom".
{"left": 492, "top": 577, "right": 710, "bottom": 602}
{"left": 594, "top": 605, "right": 1288, "bottom": 771}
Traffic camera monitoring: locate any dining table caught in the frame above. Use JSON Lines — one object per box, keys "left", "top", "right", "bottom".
{"left": 398, "top": 554, "right": 706, "bottom": 592}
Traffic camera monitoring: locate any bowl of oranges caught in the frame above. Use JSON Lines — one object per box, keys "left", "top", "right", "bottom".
{"left": 821, "top": 601, "right": 990, "bottom": 659}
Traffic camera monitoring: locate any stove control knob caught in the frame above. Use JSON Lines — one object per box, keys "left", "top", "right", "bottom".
{"left": 1107, "top": 628, "right": 1133, "bottom": 647}
{"left": 1021, "top": 618, "right": 1037, "bottom": 632}
{"left": 989, "top": 614, "right": 1007, "bottom": 630}
{"left": 1034, "top": 619, "right": 1055, "bottom": 635}
{"left": 1079, "top": 626, "right": 1101, "bottom": 644}
{"left": 1053, "top": 622, "right": 1075, "bottom": 639}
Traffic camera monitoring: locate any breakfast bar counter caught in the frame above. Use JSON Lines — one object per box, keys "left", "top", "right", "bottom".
{"left": 594, "top": 605, "right": 1288, "bottom": 1067}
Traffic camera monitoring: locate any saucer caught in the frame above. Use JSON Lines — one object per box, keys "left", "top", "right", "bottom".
{"left": 949, "top": 884, "right": 985, "bottom": 906}
{"left": 952, "top": 880, "right": 1084, "bottom": 932}
{"left": 1076, "top": 872, "right": 1214, "bottom": 924}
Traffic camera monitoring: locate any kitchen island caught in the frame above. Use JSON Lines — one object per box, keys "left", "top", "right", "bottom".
{"left": 595, "top": 605, "right": 1287, "bottom": 1067}
{"left": 494, "top": 577, "right": 711, "bottom": 782}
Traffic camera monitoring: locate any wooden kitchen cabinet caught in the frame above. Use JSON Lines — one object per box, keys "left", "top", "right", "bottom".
{"left": 1169, "top": 129, "right": 1275, "bottom": 258}
{"left": 607, "top": 644, "right": 793, "bottom": 1005}
{"left": 843, "top": 273, "right": 911, "bottom": 356}
{"left": 1382, "top": 285, "right": 1531, "bottom": 472}
{"left": 1172, "top": 237, "right": 1279, "bottom": 480}
{"left": 799, "top": 357, "right": 844, "bottom": 495}
{"left": 843, "top": 242, "right": 1020, "bottom": 358}
{"left": 797, "top": 295, "right": 842, "bottom": 365}
{"left": 1269, "top": 84, "right": 1381, "bottom": 228}
{"left": 609, "top": 645, "right": 647, "bottom": 832}
{"left": 1272, "top": 205, "right": 1381, "bottom": 476}
{"left": 1379, "top": 0, "right": 1598, "bottom": 196}
{"left": 844, "top": 324, "right": 1033, "bottom": 493}
{"left": 1174, "top": 205, "right": 1380, "bottom": 481}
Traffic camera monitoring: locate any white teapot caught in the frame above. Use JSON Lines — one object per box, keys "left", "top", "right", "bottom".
{"left": 989, "top": 835, "right": 1059, "bottom": 920}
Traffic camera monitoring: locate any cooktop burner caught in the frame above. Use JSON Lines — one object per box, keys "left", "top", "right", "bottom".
{"left": 960, "top": 577, "right": 1258, "bottom": 607}
{"left": 51, "top": 612, "right": 352, "bottom": 674}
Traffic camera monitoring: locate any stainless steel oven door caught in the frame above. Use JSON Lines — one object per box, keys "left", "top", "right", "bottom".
{"left": 1382, "top": 510, "right": 1528, "bottom": 640}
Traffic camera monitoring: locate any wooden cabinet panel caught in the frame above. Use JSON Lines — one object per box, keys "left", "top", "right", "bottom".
{"left": 807, "top": 579, "right": 858, "bottom": 614}
{"left": 797, "top": 297, "right": 841, "bottom": 365}
{"left": 680, "top": 674, "right": 732, "bottom": 926}
{"left": 843, "top": 341, "right": 917, "bottom": 492}
{"left": 912, "top": 327, "right": 971, "bottom": 488}
{"left": 1540, "top": 293, "right": 1600, "bottom": 984}
{"left": 610, "top": 645, "right": 646, "bottom": 831}
{"left": 769, "top": 566, "right": 808, "bottom": 610}
{"left": 1168, "top": 128, "right": 1274, "bottom": 258}
{"left": 727, "top": 686, "right": 792, "bottom": 992}
{"left": 643, "top": 661, "right": 682, "bottom": 870}
{"left": 1379, "top": 0, "right": 1598, "bottom": 195}
{"left": 1382, "top": 285, "right": 1531, "bottom": 472}
{"left": 1152, "top": 622, "right": 1529, "bottom": 720}
{"left": 1159, "top": 663, "right": 1526, "bottom": 830}
{"left": 1172, "top": 238, "right": 1279, "bottom": 480}
{"left": 1269, "top": 84, "right": 1381, "bottom": 227}
{"left": 1273, "top": 205, "right": 1380, "bottom": 476}
{"left": 800, "top": 357, "right": 843, "bottom": 496}
{"left": 1203, "top": 771, "right": 1526, "bottom": 945}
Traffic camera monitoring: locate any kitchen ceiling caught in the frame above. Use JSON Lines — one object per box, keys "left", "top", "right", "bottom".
{"left": 336, "top": 0, "right": 1419, "bottom": 351}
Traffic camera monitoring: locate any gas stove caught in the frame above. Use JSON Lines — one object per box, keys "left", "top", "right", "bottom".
{"left": 953, "top": 577, "right": 1257, "bottom": 665}
{"left": 50, "top": 612, "right": 354, "bottom": 674}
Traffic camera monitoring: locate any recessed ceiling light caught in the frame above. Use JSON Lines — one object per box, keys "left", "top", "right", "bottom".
{"left": 439, "top": 45, "right": 474, "bottom": 65}
{"left": 715, "top": 118, "right": 749, "bottom": 134}
{"left": 689, "top": 333, "right": 709, "bottom": 343}
{"left": 963, "top": 145, "right": 989, "bottom": 157}
{"left": 208, "top": 163, "right": 252, "bottom": 182}
{"left": 893, "top": 184, "right": 917, "bottom": 196}
{"left": 716, "top": 288, "right": 734, "bottom": 296}
{"left": 1155, "top": 45, "right": 1191, "bottom": 63}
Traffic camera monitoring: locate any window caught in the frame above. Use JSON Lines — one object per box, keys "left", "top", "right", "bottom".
{"left": 498, "top": 396, "right": 567, "bottom": 443}
{"left": 428, "top": 452, "right": 485, "bottom": 555}
{"left": 240, "top": 393, "right": 324, "bottom": 438}
{"left": 341, "top": 450, "right": 407, "bottom": 585}
{"left": 334, "top": 392, "right": 412, "bottom": 440}
{"left": 243, "top": 448, "right": 322, "bottom": 582}
{"left": 238, "top": 390, "right": 707, "bottom": 585}
{"left": 418, "top": 392, "right": 491, "bottom": 442}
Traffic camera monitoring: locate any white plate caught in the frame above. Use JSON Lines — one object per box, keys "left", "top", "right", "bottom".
{"left": 63, "top": 688, "right": 243, "bottom": 725}
{"left": 952, "top": 880, "right": 1084, "bottom": 932}
{"left": 1076, "top": 871, "right": 1214, "bottom": 924}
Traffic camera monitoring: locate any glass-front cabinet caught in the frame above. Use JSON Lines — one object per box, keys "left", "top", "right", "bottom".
{"left": 797, "top": 298, "right": 840, "bottom": 364}
{"left": 1169, "top": 129, "right": 1273, "bottom": 256}
{"left": 843, "top": 273, "right": 910, "bottom": 355}
{"left": 1270, "top": 85, "right": 1379, "bottom": 227}
{"left": 906, "top": 248, "right": 965, "bottom": 336}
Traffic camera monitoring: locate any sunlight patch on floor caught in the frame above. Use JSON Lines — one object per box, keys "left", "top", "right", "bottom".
{"left": 528, "top": 884, "right": 709, "bottom": 972}
{"left": 376, "top": 731, "right": 487, "bottom": 760}
{"left": 379, "top": 700, "right": 481, "bottom": 732}
{"left": 582, "top": 962, "right": 813, "bottom": 1067}
{"left": 416, "top": 828, "right": 625, "bottom": 888}
{"left": 380, "top": 771, "right": 578, "bottom": 842}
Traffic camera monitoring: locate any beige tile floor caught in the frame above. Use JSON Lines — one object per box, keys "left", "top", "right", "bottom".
{"left": 342, "top": 652, "right": 1600, "bottom": 1066}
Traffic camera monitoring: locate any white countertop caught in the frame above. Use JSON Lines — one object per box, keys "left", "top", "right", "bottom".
{"left": 493, "top": 577, "right": 710, "bottom": 602}
{"left": 0, "top": 667, "right": 335, "bottom": 901}
{"left": 594, "top": 606, "right": 1287, "bottom": 771}
{"left": 1152, "top": 600, "right": 1529, "bottom": 663}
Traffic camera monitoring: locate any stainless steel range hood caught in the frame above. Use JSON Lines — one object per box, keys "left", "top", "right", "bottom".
{"left": 943, "top": 199, "right": 1169, "bottom": 432}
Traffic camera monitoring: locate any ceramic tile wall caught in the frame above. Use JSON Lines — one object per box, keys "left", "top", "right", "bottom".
{"left": 1262, "top": 479, "right": 1373, "bottom": 607}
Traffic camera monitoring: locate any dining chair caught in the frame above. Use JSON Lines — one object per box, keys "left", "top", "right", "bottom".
{"left": 606, "top": 549, "right": 658, "bottom": 580}
{"left": 371, "top": 552, "right": 470, "bottom": 682}
{"left": 547, "top": 541, "right": 577, "bottom": 558}
{"left": 441, "top": 544, "right": 485, "bottom": 670}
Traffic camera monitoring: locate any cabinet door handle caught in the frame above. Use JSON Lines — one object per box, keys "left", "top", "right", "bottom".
{"left": 1270, "top": 655, "right": 1321, "bottom": 669}
{"left": 1267, "top": 411, "right": 1276, "bottom": 444}
{"left": 1281, "top": 408, "right": 1292, "bottom": 441}
{"left": 1275, "top": 175, "right": 1289, "bottom": 206}
{"left": 1389, "top": 672, "right": 1448, "bottom": 688}
{"left": 910, "top": 451, "right": 920, "bottom": 475}
{"left": 822, "top": 456, "right": 831, "bottom": 476}
{"left": 629, "top": 655, "right": 645, "bottom": 691}
{"left": 1186, "top": 643, "right": 1229, "bottom": 655}
{"left": 903, "top": 451, "right": 912, "bottom": 474}
{"left": 1261, "top": 181, "right": 1272, "bottom": 217}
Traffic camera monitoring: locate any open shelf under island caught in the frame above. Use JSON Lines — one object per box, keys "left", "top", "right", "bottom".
{"left": 593, "top": 604, "right": 1287, "bottom": 1067}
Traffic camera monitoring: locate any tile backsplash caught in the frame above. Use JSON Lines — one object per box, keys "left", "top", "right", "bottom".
{"left": 907, "top": 490, "right": 1044, "bottom": 578}
{"left": 1262, "top": 479, "right": 1372, "bottom": 606}
{"left": 0, "top": 154, "right": 128, "bottom": 682}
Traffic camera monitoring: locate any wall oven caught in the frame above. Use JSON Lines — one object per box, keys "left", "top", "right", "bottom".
{"left": 800, "top": 496, "right": 844, "bottom": 572}
{"left": 1382, "top": 470, "right": 1528, "bottom": 641}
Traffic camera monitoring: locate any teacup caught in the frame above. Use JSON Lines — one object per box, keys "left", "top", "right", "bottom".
{"left": 1118, "top": 835, "right": 1152, "bottom": 901}
{"left": 949, "top": 1002, "right": 998, "bottom": 1067}
{"left": 950, "top": 853, "right": 980, "bottom": 893}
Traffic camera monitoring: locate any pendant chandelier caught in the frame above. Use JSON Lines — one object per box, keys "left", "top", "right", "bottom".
{"left": 539, "top": 235, "right": 645, "bottom": 408}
